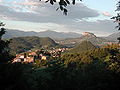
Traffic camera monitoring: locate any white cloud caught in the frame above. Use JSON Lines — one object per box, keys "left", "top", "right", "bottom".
{"left": 0, "top": 2, "right": 100, "bottom": 22}
{"left": 64, "top": 19, "right": 117, "bottom": 36}
{"left": 13, "top": 1, "right": 39, "bottom": 6}
{"left": 0, "top": 0, "right": 3, "bottom": 2}
{"left": 102, "top": 11, "right": 111, "bottom": 17}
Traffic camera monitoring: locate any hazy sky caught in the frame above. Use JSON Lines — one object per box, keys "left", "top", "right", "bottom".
{"left": 0, "top": 0, "right": 118, "bottom": 36}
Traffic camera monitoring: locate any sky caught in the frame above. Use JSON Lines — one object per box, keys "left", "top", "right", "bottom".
{"left": 0, "top": 0, "right": 119, "bottom": 36}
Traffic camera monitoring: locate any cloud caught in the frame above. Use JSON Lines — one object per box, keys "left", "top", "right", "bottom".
{"left": 102, "top": 11, "right": 111, "bottom": 17}
{"left": 1, "top": 0, "right": 116, "bottom": 36}
{"left": 0, "top": 0, "right": 2, "bottom": 2}
{"left": 63, "top": 19, "right": 117, "bottom": 36}
{"left": 13, "top": 1, "right": 40, "bottom": 6}
{"left": 0, "top": 2, "right": 100, "bottom": 23}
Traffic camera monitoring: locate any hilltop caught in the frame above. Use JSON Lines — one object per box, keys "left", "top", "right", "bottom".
{"left": 69, "top": 41, "right": 96, "bottom": 53}
{"left": 9, "top": 36, "right": 60, "bottom": 54}
{"left": 56, "top": 32, "right": 112, "bottom": 47}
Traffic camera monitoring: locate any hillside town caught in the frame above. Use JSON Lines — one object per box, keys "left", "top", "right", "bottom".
{"left": 12, "top": 48, "right": 68, "bottom": 63}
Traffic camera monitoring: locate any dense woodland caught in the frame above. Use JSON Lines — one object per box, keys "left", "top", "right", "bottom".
{"left": 68, "top": 41, "right": 96, "bottom": 53}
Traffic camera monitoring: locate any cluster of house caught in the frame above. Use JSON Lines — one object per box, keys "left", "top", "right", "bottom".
{"left": 49, "top": 48, "right": 68, "bottom": 57}
{"left": 12, "top": 48, "right": 68, "bottom": 63}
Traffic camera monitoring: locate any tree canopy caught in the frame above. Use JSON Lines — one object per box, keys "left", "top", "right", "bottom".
{"left": 0, "top": 22, "right": 13, "bottom": 63}
{"left": 111, "top": 1, "right": 120, "bottom": 43}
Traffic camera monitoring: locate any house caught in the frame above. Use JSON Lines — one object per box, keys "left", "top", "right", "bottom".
{"left": 12, "top": 53, "right": 24, "bottom": 63}
{"left": 41, "top": 56, "right": 49, "bottom": 60}
{"left": 13, "top": 58, "right": 21, "bottom": 63}
{"left": 28, "top": 51, "right": 37, "bottom": 56}
{"left": 24, "top": 57, "right": 34, "bottom": 63}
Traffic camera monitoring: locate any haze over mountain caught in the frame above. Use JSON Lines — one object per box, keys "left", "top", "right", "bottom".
{"left": 56, "top": 32, "right": 113, "bottom": 47}
{"left": 106, "top": 32, "right": 120, "bottom": 41}
{"left": 3, "top": 29, "right": 82, "bottom": 39}
{"left": 3, "top": 29, "right": 119, "bottom": 47}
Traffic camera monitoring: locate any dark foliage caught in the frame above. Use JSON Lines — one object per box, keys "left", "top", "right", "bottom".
{"left": 111, "top": 1, "right": 120, "bottom": 43}
{"left": 1, "top": 44, "right": 120, "bottom": 90}
{"left": 0, "top": 63, "right": 33, "bottom": 90}
{"left": 117, "top": 37, "right": 120, "bottom": 43}
{"left": 40, "top": 0, "right": 82, "bottom": 15}
{"left": 0, "top": 22, "right": 13, "bottom": 63}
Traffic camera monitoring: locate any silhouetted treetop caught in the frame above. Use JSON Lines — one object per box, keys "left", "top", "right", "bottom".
{"left": 0, "top": 22, "right": 6, "bottom": 39}
{"left": 111, "top": 1, "right": 120, "bottom": 30}
{"left": 0, "top": 22, "right": 12, "bottom": 63}
{"left": 40, "top": 0, "right": 82, "bottom": 15}
{"left": 111, "top": 1, "right": 120, "bottom": 43}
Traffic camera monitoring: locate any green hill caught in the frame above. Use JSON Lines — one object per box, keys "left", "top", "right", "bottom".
{"left": 9, "top": 36, "right": 59, "bottom": 54}
{"left": 69, "top": 41, "right": 96, "bottom": 53}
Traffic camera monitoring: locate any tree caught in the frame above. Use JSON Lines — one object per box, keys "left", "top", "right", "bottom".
{"left": 0, "top": 22, "right": 5, "bottom": 39}
{"left": 117, "top": 37, "right": 120, "bottom": 43}
{"left": 40, "top": 0, "right": 82, "bottom": 15}
{"left": 0, "top": 22, "right": 12, "bottom": 63}
{"left": 111, "top": 1, "right": 120, "bottom": 43}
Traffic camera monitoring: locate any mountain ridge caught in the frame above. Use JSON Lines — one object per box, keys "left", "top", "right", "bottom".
{"left": 3, "top": 29, "right": 82, "bottom": 39}
{"left": 106, "top": 32, "right": 120, "bottom": 41}
{"left": 3, "top": 29, "right": 119, "bottom": 45}
{"left": 56, "top": 32, "right": 112, "bottom": 47}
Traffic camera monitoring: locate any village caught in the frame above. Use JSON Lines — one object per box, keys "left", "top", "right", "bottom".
{"left": 12, "top": 48, "right": 69, "bottom": 63}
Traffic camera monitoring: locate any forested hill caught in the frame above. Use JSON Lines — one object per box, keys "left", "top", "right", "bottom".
{"left": 69, "top": 41, "right": 96, "bottom": 53}
{"left": 9, "top": 36, "right": 59, "bottom": 54}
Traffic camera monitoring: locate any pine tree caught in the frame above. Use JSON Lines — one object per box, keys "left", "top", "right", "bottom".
{"left": 0, "top": 22, "right": 11, "bottom": 63}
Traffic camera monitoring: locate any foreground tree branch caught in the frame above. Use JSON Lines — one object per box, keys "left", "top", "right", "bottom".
{"left": 40, "top": 0, "right": 82, "bottom": 15}
{"left": 111, "top": 1, "right": 120, "bottom": 43}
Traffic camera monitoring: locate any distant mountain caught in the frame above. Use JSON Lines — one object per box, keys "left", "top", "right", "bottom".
{"left": 3, "top": 29, "right": 38, "bottom": 38}
{"left": 69, "top": 41, "right": 96, "bottom": 53}
{"left": 38, "top": 30, "right": 82, "bottom": 39}
{"left": 3, "top": 29, "right": 82, "bottom": 39}
{"left": 9, "top": 36, "right": 60, "bottom": 54}
{"left": 106, "top": 32, "right": 120, "bottom": 41}
{"left": 56, "top": 32, "right": 110, "bottom": 47}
